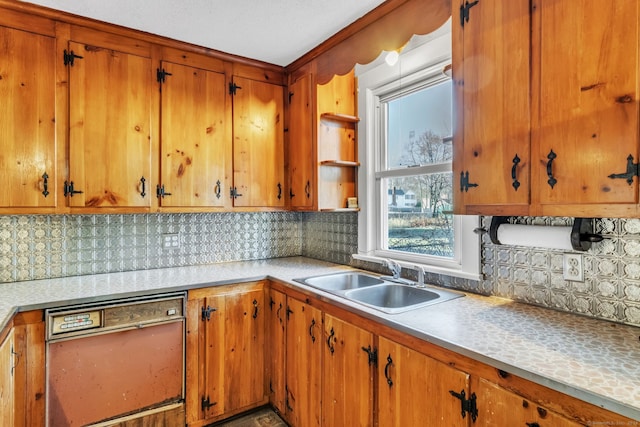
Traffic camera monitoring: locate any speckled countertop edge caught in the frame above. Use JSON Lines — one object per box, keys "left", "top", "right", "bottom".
{"left": 1, "top": 256, "right": 639, "bottom": 421}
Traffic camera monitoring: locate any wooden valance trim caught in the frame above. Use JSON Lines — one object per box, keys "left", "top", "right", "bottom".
{"left": 288, "top": 0, "right": 451, "bottom": 85}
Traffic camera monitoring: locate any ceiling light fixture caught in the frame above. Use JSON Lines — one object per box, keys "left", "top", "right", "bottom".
{"left": 385, "top": 50, "right": 399, "bottom": 66}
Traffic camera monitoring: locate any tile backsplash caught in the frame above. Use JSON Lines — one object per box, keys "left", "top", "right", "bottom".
{"left": 1, "top": 212, "right": 640, "bottom": 327}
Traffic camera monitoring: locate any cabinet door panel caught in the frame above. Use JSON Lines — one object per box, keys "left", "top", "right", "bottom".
{"left": 0, "top": 329, "right": 14, "bottom": 427}
{"left": 232, "top": 76, "right": 285, "bottom": 207}
{"left": 267, "top": 289, "right": 286, "bottom": 413}
{"left": 68, "top": 41, "right": 152, "bottom": 208}
{"left": 289, "top": 74, "right": 314, "bottom": 209}
{"left": 285, "top": 298, "right": 321, "bottom": 427}
{"left": 160, "top": 61, "right": 230, "bottom": 207}
{"left": 536, "top": 0, "right": 639, "bottom": 205}
{"left": 378, "top": 336, "right": 469, "bottom": 427}
{"left": 475, "top": 378, "right": 582, "bottom": 426}
{"left": 0, "top": 26, "right": 56, "bottom": 208}
{"left": 456, "top": 0, "right": 530, "bottom": 208}
{"left": 322, "top": 314, "right": 374, "bottom": 427}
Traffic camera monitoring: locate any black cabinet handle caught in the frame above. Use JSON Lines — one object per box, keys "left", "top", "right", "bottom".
{"left": 214, "top": 180, "right": 221, "bottom": 199}
{"left": 277, "top": 182, "right": 282, "bottom": 200}
{"left": 139, "top": 176, "right": 146, "bottom": 197}
{"left": 384, "top": 354, "right": 393, "bottom": 387}
{"left": 305, "top": 180, "right": 311, "bottom": 198}
{"left": 309, "top": 318, "right": 316, "bottom": 342}
{"left": 327, "top": 327, "right": 335, "bottom": 353}
{"left": 41, "top": 172, "right": 50, "bottom": 197}
{"left": 511, "top": 154, "right": 521, "bottom": 191}
{"left": 526, "top": 423, "right": 540, "bottom": 427}
{"left": 546, "top": 149, "right": 557, "bottom": 188}
{"left": 276, "top": 303, "right": 283, "bottom": 323}
{"left": 252, "top": 299, "right": 259, "bottom": 319}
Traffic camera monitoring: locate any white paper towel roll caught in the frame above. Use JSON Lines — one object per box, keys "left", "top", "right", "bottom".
{"left": 496, "top": 224, "right": 574, "bottom": 250}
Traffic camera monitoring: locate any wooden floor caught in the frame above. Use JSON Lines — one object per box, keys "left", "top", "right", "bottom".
{"left": 212, "top": 408, "right": 287, "bottom": 427}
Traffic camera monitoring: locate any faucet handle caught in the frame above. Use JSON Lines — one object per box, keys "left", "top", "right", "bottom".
{"left": 415, "top": 265, "right": 426, "bottom": 287}
{"left": 385, "top": 259, "right": 401, "bottom": 278}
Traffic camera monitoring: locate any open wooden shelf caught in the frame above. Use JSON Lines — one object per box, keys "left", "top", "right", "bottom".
{"left": 320, "top": 113, "right": 360, "bottom": 123}
{"left": 320, "top": 160, "right": 360, "bottom": 167}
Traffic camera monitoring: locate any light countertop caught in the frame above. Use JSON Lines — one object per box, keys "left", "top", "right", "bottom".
{"left": 1, "top": 256, "right": 639, "bottom": 420}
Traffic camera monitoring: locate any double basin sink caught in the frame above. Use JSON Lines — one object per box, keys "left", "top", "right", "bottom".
{"left": 294, "top": 272, "right": 463, "bottom": 314}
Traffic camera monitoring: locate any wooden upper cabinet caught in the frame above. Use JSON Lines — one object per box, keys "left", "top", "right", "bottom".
{"left": 67, "top": 40, "right": 152, "bottom": 210}
{"left": 158, "top": 61, "right": 231, "bottom": 208}
{"left": 231, "top": 76, "right": 285, "bottom": 208}
{"left": 0, "top": 25, "right": 57, "bottom": 210}
{"left": 534, "top": 0, "right": 639, "bottom": 208}
{"left": 289, "top": 74, "right": 315, "bottom": 210}
{"left": 452, "top": 0, "right": 531, "bottom": 214}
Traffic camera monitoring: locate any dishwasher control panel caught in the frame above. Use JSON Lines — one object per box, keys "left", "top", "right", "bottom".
{"left": 46, "top": 292, "right": 185, "bottom": 341}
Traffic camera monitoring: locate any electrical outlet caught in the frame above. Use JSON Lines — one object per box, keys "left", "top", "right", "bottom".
{"left": 162, "top": 233, "right": 180, "bottom": 249}
{"left": 563, "top": 253, "right": 584, "bottom": 282}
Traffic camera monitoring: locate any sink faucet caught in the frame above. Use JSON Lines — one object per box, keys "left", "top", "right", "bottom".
{"left": 415, "top": 265, "right": 426, "bottom": 288}
{"left": 385, "top": 259, "right": 401, "bottom": 279}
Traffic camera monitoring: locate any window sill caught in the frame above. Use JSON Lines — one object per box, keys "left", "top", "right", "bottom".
{"left": 352, "top": 253, "right": 482, "bottom": 282}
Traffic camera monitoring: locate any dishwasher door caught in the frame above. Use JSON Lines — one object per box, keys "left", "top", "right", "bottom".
{"left": 46, "top": 295, "right": 185, "bottom": 427}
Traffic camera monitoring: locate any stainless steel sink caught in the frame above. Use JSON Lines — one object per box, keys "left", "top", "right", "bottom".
{"left": 345, "top": 283, "right": 461, "bottom": 314}
{"left": 297, "top": 272, "right": 384, "bottom": 291}
{"left": 294, "top": 272, "right": 463, "bottom": 314}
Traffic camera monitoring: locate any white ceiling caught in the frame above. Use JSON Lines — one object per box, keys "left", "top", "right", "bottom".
{"left": 21, "top": 0, "right": 388, "bottom": 66}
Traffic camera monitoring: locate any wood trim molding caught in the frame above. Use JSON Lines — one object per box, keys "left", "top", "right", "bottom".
{"left": 286, "top": 0, "right": 451, "bottom": 84}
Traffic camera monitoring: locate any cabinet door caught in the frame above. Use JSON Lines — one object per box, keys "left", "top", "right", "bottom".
{"left": 285, "top": 297, "right": 322, "bottom": 427}
{"left": 0, "top": 329, "right": 14, "bottom": 427}
{"left": 378, "top": 336, "right": 470, "bottom": 427}
{"left": 322, "top": 314, "right": 374, "bottom": 427}
{"left": 289, "top": 74, "right": 315, "bottom": 210}
{"left": 232, "top": 76, "right": 285, "bottom": 207}
{"left": 267, "top": 289, "right": 287, "bottom": 414}
{"left": 535, "top": 0, "right": 639, "bottom": 206}
{"left": 187, "top": 283, "right": 266, "bottom": 424}
{"left": 475, "top": 378, "right": 582, "bottom": 427}
{"left": 68, "top": 41, "right": 152, "bottom": 209}
{"left": 159, "top": 61, "right": 230, "bottom": 208}
{"left": 453, "top": 0, "right": 530, "bottom": 212}
{"left": 0, "top": 26, "right": 57, "bottom": 209}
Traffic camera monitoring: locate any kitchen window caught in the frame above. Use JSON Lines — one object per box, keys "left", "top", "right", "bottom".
{"left": 355, "top": 26, "right": 481, "bottom": 280}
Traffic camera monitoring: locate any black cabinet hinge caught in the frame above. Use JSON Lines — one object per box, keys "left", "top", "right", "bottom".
{"left": 156, "top": 184, "right": 172, "bottom": 198}
{"left": 449, "top": 389, "right": 478, "bottom": 422}
{"left": 201, "top": 305, "right": 217, "bottom": 321}
{"left": 156, "top": 68, "right": 172, "bottom": 83}
{"left": 460, "top": 171, "right": 479, "bottom": 192}
{"left": 63, "top": 180, "right": 83, "bottom": 197}
{"left": 63, "top": 49, "right": 84, "bottom": 66}
{"left": 229, "top": 82, "right": 242, "bottom": 95}
{"left": 201, "top": 395, "right": 217, "bottom": 411}
{"left": 361, "top": 346, "right": 378, "bottom": 366}
{"left": 609, "top": 154, "right": 640, "bottom": 185}
{"left": 460, "top": 0, "right": 479, "bottom": 27}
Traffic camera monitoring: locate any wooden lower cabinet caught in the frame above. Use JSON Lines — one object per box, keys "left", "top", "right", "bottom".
{"left": 284, "top": 297, "right": 322, "bottom": 427}
{"left": 186, "top": 281, "right": 267, "bottom": 426}
{"left": 267, "top": 288, "right": 287, "bottom": 414}
{"left": 475, "top": 378, "right": 581, "bottom": 427}
{"left": 0, "top": 328, "right": 15, "bottom": 427}
{"left": 377, "top": 336, "right": 471, "bottom": 427}
{"left": 322, "top": 314, "right": 374, "bottom": 427}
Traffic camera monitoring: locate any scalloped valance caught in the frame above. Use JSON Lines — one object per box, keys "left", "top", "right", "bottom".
{"left": 289, "top": 0, "right": 451, "bottom": 85}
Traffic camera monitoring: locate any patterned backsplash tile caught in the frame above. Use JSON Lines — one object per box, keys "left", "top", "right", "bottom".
{"left": 1, "top": 212, "right": 639, "bottom": 327}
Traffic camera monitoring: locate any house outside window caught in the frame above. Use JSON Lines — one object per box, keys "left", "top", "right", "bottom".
{"left": 355, "top": 22, "right": 481, "bottom": 280}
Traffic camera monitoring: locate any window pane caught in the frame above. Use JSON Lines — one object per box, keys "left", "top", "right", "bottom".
{"left": 386, "top": 81, "right": 452, "bottom": 169}
{"left": 385, "top": 173, "right": 454, "bottom": 257}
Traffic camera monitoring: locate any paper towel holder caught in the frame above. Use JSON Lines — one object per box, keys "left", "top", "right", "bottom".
{"left": 488, "top": 216, "right": 603, "bottom": 252}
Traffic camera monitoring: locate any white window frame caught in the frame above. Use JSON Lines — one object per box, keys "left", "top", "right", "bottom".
{"left": 354, "top": 27, "right": 481, "bottom": 281}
